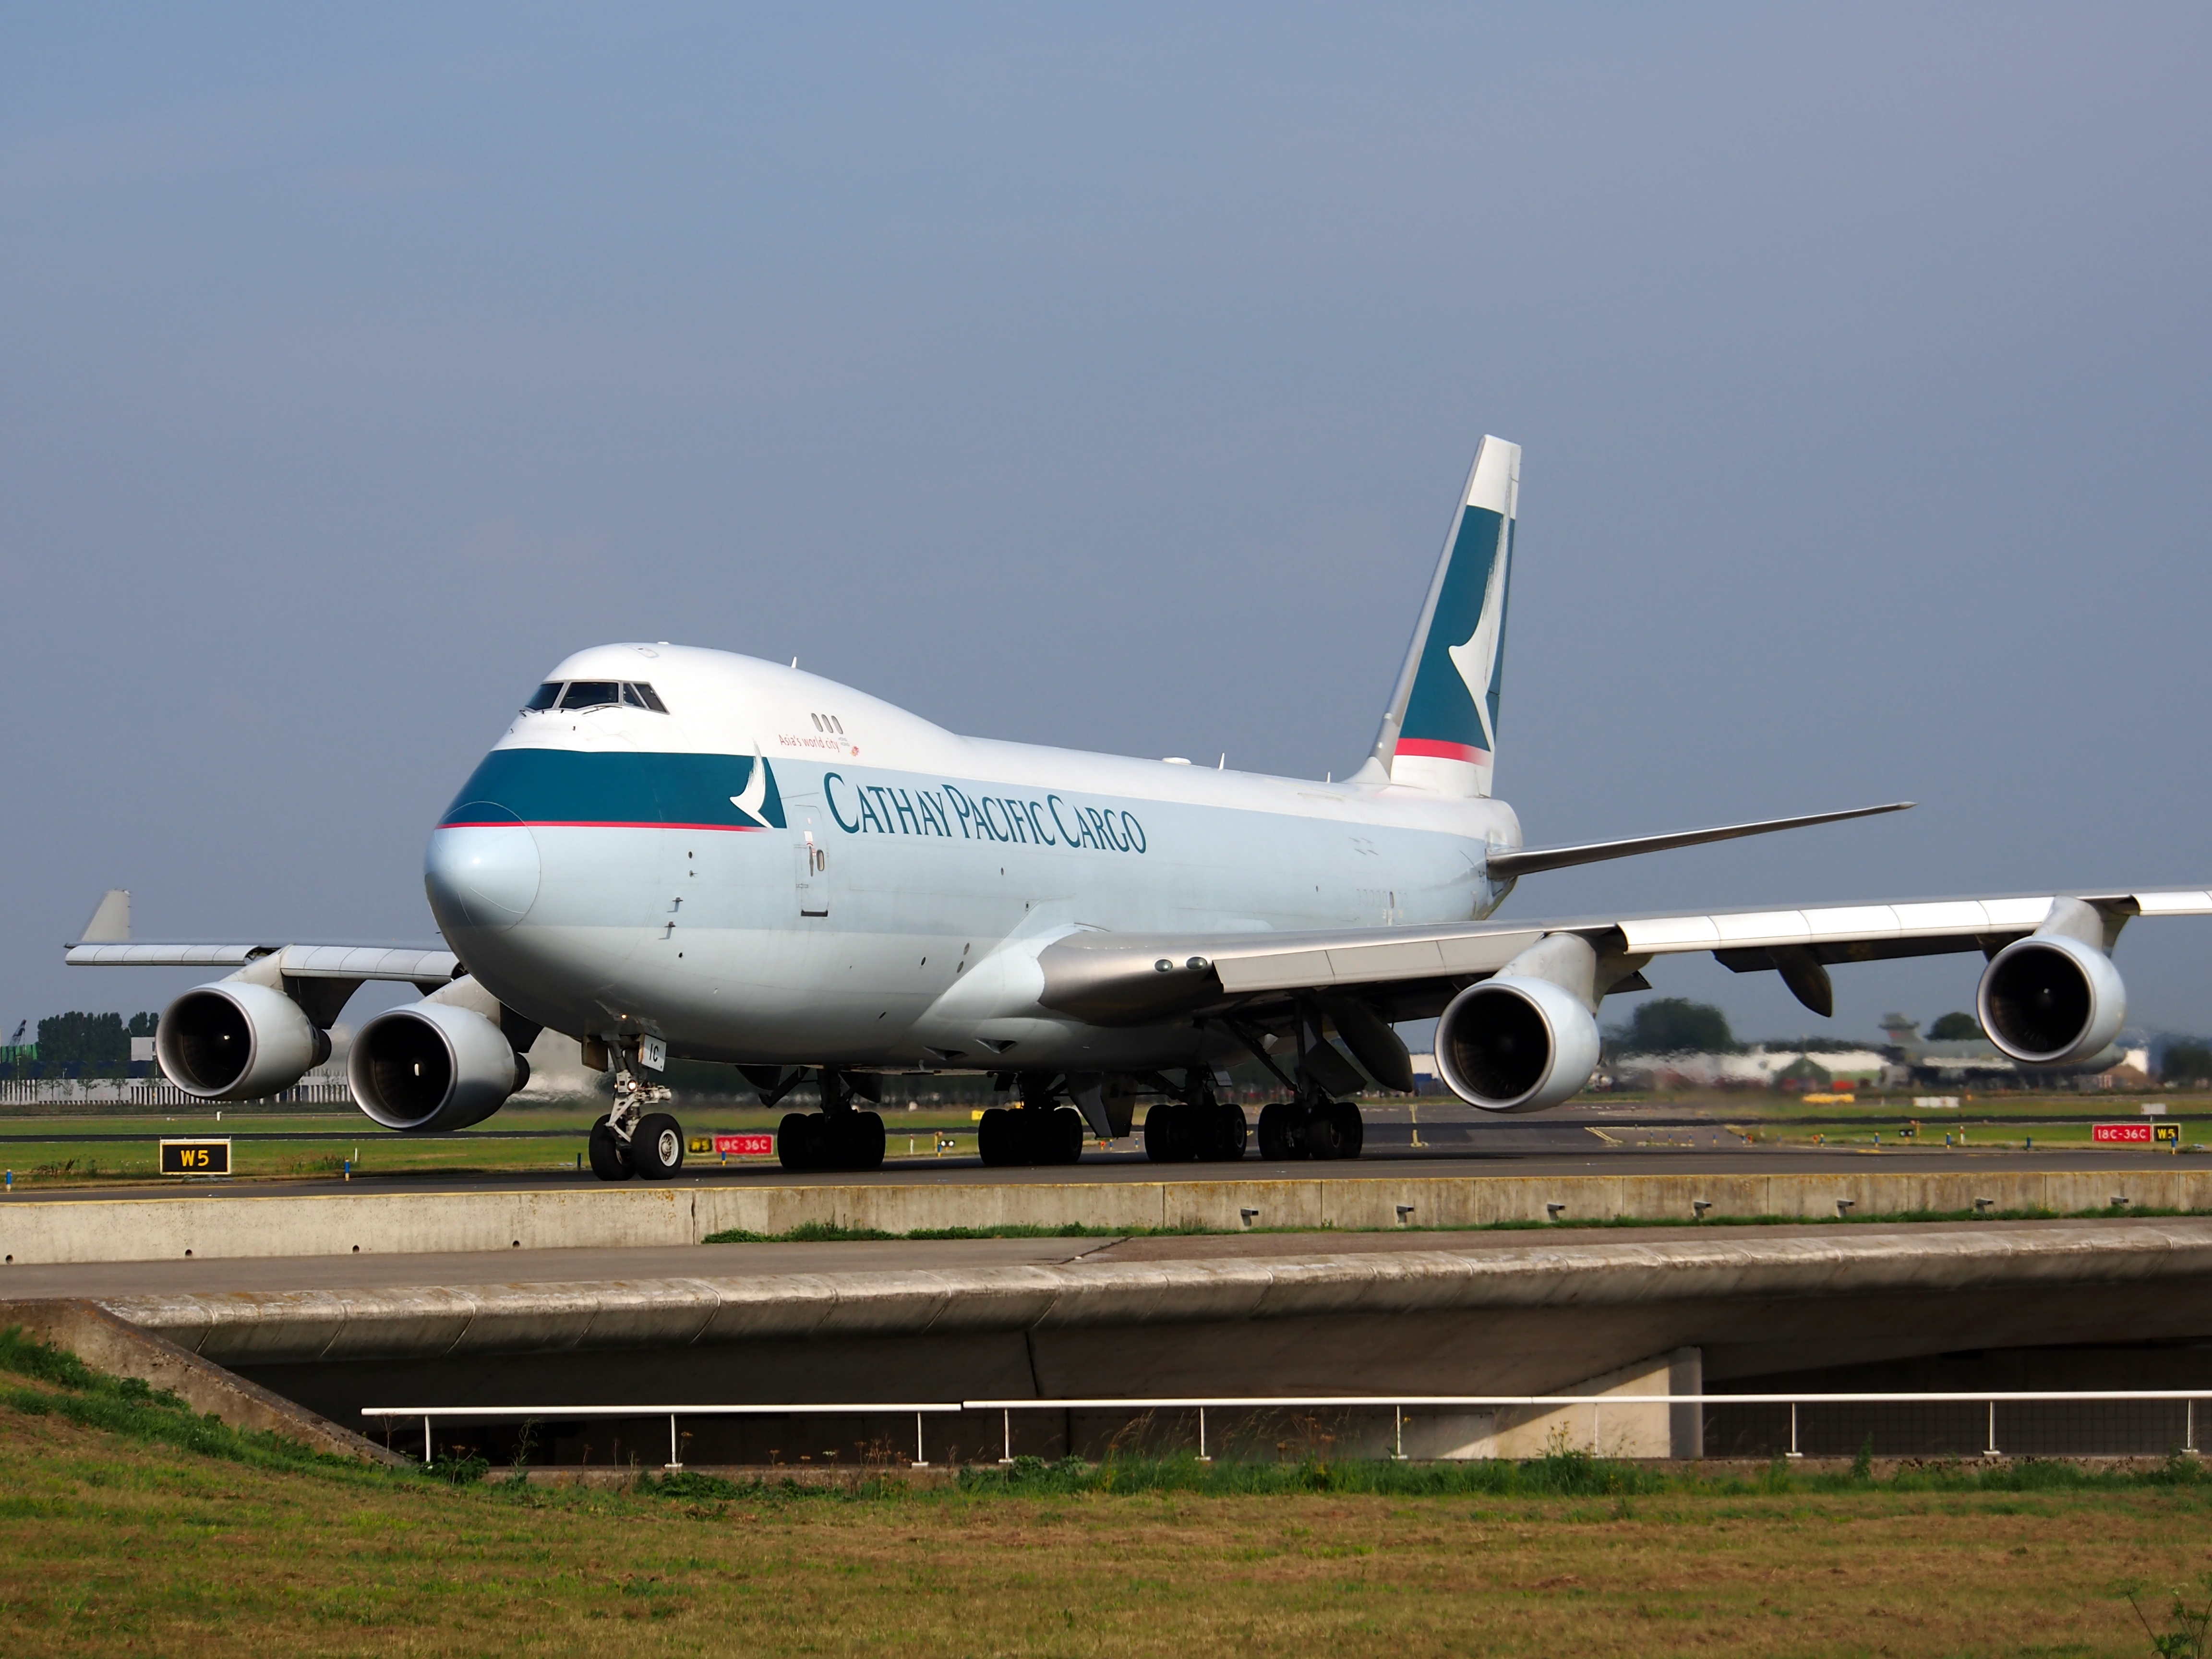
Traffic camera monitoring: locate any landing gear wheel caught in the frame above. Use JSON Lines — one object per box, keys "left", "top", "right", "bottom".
{"left": 835, "top": 1111, "right": 886, "bottom": 1172}
{"left": 632, "top": 1112, "right": 684, "bottom": 1180}
{"left": 588, "top": 1116, "right": 634, "bottom": 1182}
{"left": 978, "top": 1106, "right": 1015, "bottom": 1166}
{"left": 1051, "top": 1106, "right": 1087, "bottom": 1165}
{"left": 1306, "top": 1103, "right": 1346, "bottom": 1161}
{"left": 1256, "top": 1101, "right": 1297, "bottom": 1160}
{"left": 1197, "top": 1101, "right": 1247, "bottom": 1162}
{"left": 778, "top": 1111, "right": 822, "bottom": 1172}
{"left": 1331, "top": 1100, "right": 1364, "bottom": 1159}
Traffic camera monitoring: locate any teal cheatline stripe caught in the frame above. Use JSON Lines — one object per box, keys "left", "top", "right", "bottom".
{"left": 439, "top": 748, "right": 786, "bottom": 831}
{"left": 1399, "top": 504, "right": 1505, "bottom": 749}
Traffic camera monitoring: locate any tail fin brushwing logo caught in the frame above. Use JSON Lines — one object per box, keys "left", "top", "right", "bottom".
{"left": 1384, "top": 435, "right": 1519, "bottom": 799}
{"left": 1444, "top": 527, "right": 1510, "bottom": 760}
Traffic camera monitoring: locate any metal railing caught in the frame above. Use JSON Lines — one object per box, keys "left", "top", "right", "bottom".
{"left": 366, "top": 1402, "right": 966, "bottom": 1468}
{"left": 0, "top": 1079, "right": 353, "bottom": 1107}
{"left": 368, "top": 1389, "right": 2212, "bottom": 1468}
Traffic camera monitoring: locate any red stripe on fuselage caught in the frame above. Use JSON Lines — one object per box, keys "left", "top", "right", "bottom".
{"left": 439, "top": 820, "right": 769, "bottom": 831}
{"left": 1393, "top": 738, "right": 1491, "bottom": 763}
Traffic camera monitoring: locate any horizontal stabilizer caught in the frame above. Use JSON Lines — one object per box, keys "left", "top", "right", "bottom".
{"left": 1486, "top": 801, "right": 1913, "bottom": 880}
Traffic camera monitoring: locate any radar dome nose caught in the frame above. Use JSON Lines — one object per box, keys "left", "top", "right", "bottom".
{"left": 425, "top": 814, "right": 541, "bottom": 931}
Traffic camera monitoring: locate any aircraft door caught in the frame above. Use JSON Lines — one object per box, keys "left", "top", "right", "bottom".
{"left": 796, "top": 830, "right": 830, "bottom": 917}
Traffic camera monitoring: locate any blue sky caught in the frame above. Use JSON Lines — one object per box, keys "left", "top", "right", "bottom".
{"left": 3, "top": 5, "right": 2208, "bottom": 1045}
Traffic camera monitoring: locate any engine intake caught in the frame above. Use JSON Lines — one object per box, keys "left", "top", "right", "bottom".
{"left": 349, "top": 1001, "right": 527, "bottom": 1132}
{"left": 156, "top": 982, "right": 329, "bottom": 1102}
{"left": 1435, "top": 974, "right": 1601, "bottom": 1113}
{"left": 1977, "top": 932, "right": 2126, "bottom": 1065}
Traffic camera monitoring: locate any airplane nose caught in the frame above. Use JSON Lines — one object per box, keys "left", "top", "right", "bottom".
{"left": 425, "top": 814, "right": 542, "bottom": 931}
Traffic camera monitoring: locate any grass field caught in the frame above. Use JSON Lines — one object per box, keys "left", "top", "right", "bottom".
{"left": 4, "top": 1329, "right": 2212, "bottom": 1656}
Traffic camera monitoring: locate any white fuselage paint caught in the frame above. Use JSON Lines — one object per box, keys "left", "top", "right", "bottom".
{"left": 426, "top": 644, "right": 1523, "bottom": 1074}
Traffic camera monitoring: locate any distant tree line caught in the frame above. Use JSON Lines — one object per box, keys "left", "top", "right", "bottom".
{"left": 2164, "top": 1041, "right": 2212, "bottom": 1087}
{"left": 1, "top": 1011, "right": 159, "bottom": 1080}
{"left": 1926, "top": 1011, "right": 1984, "bottom": 1041}
{"left": 1608, "top": 998, "right": 1742, "bottom": 1056}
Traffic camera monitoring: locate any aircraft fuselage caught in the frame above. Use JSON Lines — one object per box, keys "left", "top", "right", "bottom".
{"left": 427, "top": 643, "right": 1521, "bottom": 1074}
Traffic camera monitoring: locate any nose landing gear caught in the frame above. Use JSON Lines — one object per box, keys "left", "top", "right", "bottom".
{"left": 589, "top": 1065, "right": 685, "bottom": 1182}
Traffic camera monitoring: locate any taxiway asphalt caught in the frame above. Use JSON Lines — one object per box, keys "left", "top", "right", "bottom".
{"left": 0, "top": 1115, "right": 2195, "bottom": 1204}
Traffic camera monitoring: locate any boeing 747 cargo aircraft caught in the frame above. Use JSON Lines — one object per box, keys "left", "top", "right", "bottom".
{"left": 68, "top": 438, "right": 2212, "bottom": 1178}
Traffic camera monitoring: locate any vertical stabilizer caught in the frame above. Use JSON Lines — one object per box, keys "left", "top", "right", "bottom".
{"left": 1363, "top": 436, "right": 1520, "bottom": 796}
{"left": 79, "top": 889, "right": 131, "bottom": 944}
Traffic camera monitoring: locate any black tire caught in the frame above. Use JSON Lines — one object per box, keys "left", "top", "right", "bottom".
{"left": 632, "top": 1112, "right": 684, "bottom": 1180}
{"left": 1144, "top": 1102, "right": 1196, "bottom": 1162}
{"left": 1256, "top": 1102, "right": 1293, "bottom": 1160}
{"left": 1052, "top": 1106, "right": 1087, "bottom": 1165}
{"left": 778, "top": 1111, "right": 817, "bottom": 1172}
{"left": 837, "top": 1111, "right": 886, "bottom": 1172}
{"left": 1011, "top": 1109, "right": 1048, "bottom": 1166}
{"left": 588, "top": 1117, "right": 634, "bottom": 1182}
{"left": 1209, "top": 1102, "right": 1248, "bottom": 1161}
{"left": 1306, "top": 1103, "right": 1345, "bottom": 1160}
{"left": 1332, "top": 1100, "right": 1364, "bottom": 1159}
{"left": 978, "top": 1106, "right": 1015, "bottom": 1166}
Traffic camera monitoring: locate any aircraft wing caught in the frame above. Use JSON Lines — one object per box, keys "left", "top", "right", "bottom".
{"left": 62, "top": 890, "right": 459, "bottom": 988}
{"left": 1036, "top": 888, "right": 2212, "bottom": 1029}
{"left": 64, "top": 940, "right": 460, "bottom": 987}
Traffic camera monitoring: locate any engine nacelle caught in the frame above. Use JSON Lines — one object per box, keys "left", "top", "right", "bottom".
{"left": 349, "top": 1001, "right": 527, "bottom": 1132}
{"left": 1977, "top": 932, "right": 2126, "bottom": 1064}
{"left": 156, "top": 981, "right": 330, "bottom": 1102}
{"left": 1435, "top": 974, "right": 1602, "bottom": 1113}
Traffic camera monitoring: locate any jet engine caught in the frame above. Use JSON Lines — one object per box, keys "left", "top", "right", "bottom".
{"left": 156, "top": 981, "right": 330, "bottom": 1102}
{"left": 1434, "top": 971, "right": 1602, "bottom": 1113}
{"left": 1977, "top": 900, "right": 2127, "bottom": 1064}
{"left": 349, "top": 1000, "right": 529, "bottom": 1132}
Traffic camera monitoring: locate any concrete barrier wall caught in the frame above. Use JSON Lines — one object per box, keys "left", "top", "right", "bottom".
{"left": 0, "top": 1298, "right": 406, "bottom": 1464}
{"left": 3, "top": 1166, "right": 2210, "bottom": 1266}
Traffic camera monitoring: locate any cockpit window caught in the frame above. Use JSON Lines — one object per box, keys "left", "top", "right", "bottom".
{"left": 525, "top": 680, "right": 668, "bottom": 713}
{"left": 558, "top": 681, "right": 623, "bottom": 710}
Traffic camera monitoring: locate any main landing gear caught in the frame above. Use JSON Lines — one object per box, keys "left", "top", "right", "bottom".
{"left": 589, "top": 1069, "right": 685, "bottom": 1182}
{"left": 777, "top": 1070, "right": 887, "bottom": 1173}
{"left": 978, "top": 1073, "right": 1087, "bottom": 1167}
{"left": 978, "top": 1104, "right": 1086, "bottom": 1166}
{"left": 1255, "top": 1097, "right": 1365, "bottom": 1161}
{"left": 1140, "top": 1071, "right": 1250, "bottom": 1164}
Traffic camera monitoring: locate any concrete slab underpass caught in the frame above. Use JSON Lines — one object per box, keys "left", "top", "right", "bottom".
{"left": 11, "top": 1173, "right": 2212, "bottom": 1466}
{"left": 54, "top": 1215, "right": 2212, "bottom": 1467}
